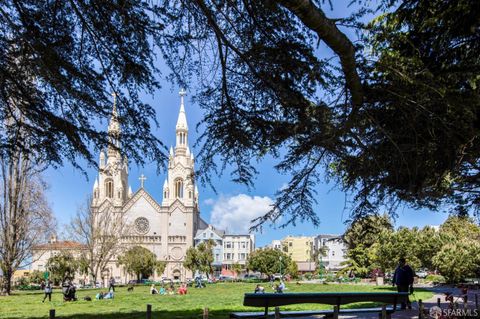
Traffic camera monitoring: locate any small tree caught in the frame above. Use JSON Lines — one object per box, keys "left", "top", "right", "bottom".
{"left": 68, "top": 198, "right": 130, "bottom": 285}
{"left": 118, "top": 246, "right": 158, "bottom": 280}
{"left": 342, "top": 214, "right": 393, "bottom": 277}
{"left": 156, "top": 261, "right": 167, "bottom": 278}
{"left": 231, "top": 263, "right": 243, "bottom": 279}
{"left": 28, "top": 270, "right": 45, "bottom": 285}
{"left": 287, "top": 261, "right": 299, "bottom": 279}
{"left": 183, "top": 240, "right": 215, "bottom": 277}
{"left": 246, "top": 248, "right": 292, "bottom": 277}
{"left": 46, "top": 252, "right": 78, "bottom": 285}
{"left": 433, "top": 240, "right": 480, "bottom": 283}
{"left": 373, "top": 228, "right": 422, "bottom": 273}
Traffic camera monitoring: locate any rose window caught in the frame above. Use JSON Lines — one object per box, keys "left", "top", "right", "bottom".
{"left": 134, "top": 217, "right": 150, "bottom": 234}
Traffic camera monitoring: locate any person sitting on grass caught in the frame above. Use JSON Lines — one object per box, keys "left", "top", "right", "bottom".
{"left": 274, "top": 281, "right": 285, "bottom": 293}
{"left": 254, "top": 284, "right": 265, "bottom": 293}
{"left": 104, "top": 291, "right": 114, "bottom": 299}
{"left": 178, "top": 283, "right": 188, "bottom": 295}
{"left": 96, "top": 292, "right": 105, "bottom": 300}
{"left": 159, "top": 286, "right": 166, "bottom": 295}
{"left": 167, "top": 286, "right": 175, "bottom": 295}
{"left": 150, "top": 284, "right": 159, "bottom": 295}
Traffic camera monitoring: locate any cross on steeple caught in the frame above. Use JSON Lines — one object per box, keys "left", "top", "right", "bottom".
{"left": 179, "top": 88, "right": 186, "bottom": 105}
{"left": 139, "top": 174, "right": 147, "bottom": 188}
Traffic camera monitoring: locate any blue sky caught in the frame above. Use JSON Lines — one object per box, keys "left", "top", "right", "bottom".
{"left": 44, "top": 1, "right": 451, "bottom": 247}
{"left": 45, "top": 85, "right": 450, "bottom": 248}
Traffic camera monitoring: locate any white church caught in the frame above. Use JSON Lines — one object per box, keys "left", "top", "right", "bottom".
{"left": 32, "top": 91, "right": 255, "bottom": 284}
{"left": 92, "top": 90, "right": 208, "bottom": 282}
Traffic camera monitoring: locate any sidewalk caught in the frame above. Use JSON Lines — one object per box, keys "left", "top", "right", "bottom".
{"left": 291, "top": 286, "right": 480, "bottom": 318}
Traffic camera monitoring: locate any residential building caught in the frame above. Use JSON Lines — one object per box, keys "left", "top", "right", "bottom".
{"left": 267, "top": 240, "right": 282, "bottom": 250}
{"left": 314, "top": 234, "right": 347, "bottom": 271}
{"left": 221, "top": 234, "right": 255, "bottom": 276}
{"left": 281, "top": 236, "right": 314, "bottom": 262}
{"left": 194, "top": 225, "right": 225, "bottom": 276}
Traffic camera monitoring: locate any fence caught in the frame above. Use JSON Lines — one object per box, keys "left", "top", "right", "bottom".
{"left": 48, "top": 305, "right": 211, "bottom": 319}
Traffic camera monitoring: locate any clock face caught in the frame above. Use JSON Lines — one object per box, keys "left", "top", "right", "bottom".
{"left": 134, "top": 217, "right": 150, "bottom": 234}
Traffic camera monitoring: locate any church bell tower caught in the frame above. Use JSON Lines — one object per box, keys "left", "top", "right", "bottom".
{"left": 162, "top": 89, "right": 198, "bottom": 208}
{"left": 92, "top": 93, "right": 130, "bottom": 208}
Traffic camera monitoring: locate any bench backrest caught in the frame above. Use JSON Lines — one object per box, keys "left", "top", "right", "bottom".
{"left": 243, "top": 292, "right": 409, "bottom": 308}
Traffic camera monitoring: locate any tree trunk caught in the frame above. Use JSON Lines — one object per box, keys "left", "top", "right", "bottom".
{"left": 4, "top": 266, "right": 13, "bottom": 295}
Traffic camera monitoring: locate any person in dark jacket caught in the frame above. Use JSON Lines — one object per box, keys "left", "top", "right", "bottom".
{"left": 393, "top": 257, "right": 415, "bottom": 309}
{"left": 109, "top": 277, "right": 115, "bottom": 292}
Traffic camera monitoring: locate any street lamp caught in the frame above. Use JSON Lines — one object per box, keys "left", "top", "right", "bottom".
{"left": 279, "top": 256, "right": 283, "bottom": 278}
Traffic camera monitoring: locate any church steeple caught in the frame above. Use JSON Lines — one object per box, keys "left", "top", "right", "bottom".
{"left": 107, "top": 92, "right": 121, "bottom": 160}
{"left": 163, "top": 88, "right": 197, "bottom": 207}
{"left": 92, "top": 92, "right": 129, "bottom": 208}
{"left": 175, "top": 89, "right": 188, "bottom": 156}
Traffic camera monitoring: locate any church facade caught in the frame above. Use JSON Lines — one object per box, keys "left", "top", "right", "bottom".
{"left": 91, "top": 91, "right": 207, "bottom": 283}
{"left": 31, "top": 91, "right": 255, "bottom": 285}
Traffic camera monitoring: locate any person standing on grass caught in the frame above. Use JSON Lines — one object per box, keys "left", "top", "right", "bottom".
{"left": 109, "top": 277, "right": 115, "bottom": 292}
{"left": 42, "top": 280, "right": 52, "bottom": 303}
{"left": 393, "top": 257, "right": 415, "bottom": 310}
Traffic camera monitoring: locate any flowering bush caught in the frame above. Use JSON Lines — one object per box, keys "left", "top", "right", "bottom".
{"left": 371, "top": 268, "right": 384, "bottom": 278}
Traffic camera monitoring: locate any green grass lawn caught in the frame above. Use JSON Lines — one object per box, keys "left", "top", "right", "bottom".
{"left": 0, "top": 283, "right": 433, "bottom": 319}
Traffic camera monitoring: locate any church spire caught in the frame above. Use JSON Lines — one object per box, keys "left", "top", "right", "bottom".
{"left": 107, "top": 92, "right": 121, "bottom": 159}
{"left": 108, "top": 92, "right": 120, "bottom": 134}
{"left": 176, "top": 88, "right": 188, "bottom": 131}
{"left": 175, "top": 88, "right": 189, "bottom": 155}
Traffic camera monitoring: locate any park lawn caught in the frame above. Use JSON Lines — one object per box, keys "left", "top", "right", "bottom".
{"left": 0, "top": 283, "right": 433, "bottom": 319}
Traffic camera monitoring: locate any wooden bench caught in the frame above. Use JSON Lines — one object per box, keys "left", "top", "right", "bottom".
{"left": 230, "top": 292, "right": 409, "bottom": 319}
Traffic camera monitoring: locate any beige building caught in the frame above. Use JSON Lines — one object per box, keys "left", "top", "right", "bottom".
{"left": 281, "top": 236, "right": 314, "bottom": 262}
{"left": 31, "top": 236, "right": 87, "bottom": 283}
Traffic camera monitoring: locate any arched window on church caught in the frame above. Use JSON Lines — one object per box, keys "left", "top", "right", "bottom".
{"left": 175, "top": 179, "right": 183, "bottom": 198}
{"left": 105, "top": 179, "right": 114, "bottom": 198}
{"left": 188, "top": 190, "right": 192, "bottom": 199}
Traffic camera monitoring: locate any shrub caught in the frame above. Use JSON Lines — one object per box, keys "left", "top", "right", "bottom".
{"left": 425, "top": 274, "right": 446, "bottom": 284}
{"left": 16, "top": 285, "right": 41, "bottom": 291}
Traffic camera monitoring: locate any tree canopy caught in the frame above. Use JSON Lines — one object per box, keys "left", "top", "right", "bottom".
{"left": 247, "top": 247, "right": 294, "bottom": 276}
{"left": 2, "top": 0, "right": 479, "bottom": 226}
{"left": 342, "top": 215, "right": 480, "bottom": 283}
{"left": 118, "top": 246, "right": 159, "bottom": 280}
{"left": 163, "top": 0, "right": 480, "bottom": 225}
{"left": 46, "top": 252, "right": 78, "bottom": 285}
{"left": 183, "top": 240, "right": 215, "bottom": 277}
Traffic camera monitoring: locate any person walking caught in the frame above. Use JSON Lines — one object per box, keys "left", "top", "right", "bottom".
{"left": 108, "top": 277, "right": 115, "bottom": 292}
{"left": 393, "top": 257, "right": 415, "bottom": 309}
{"left": 42, "top": 280, "right": 52, "bottom": 303}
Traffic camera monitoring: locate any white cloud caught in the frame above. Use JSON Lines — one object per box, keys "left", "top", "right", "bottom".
{"left": 203, "top": 198, "right": 215, "bottom": 205}
{"left": 209, "top": 194, "right": 274, "bottom": 234}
